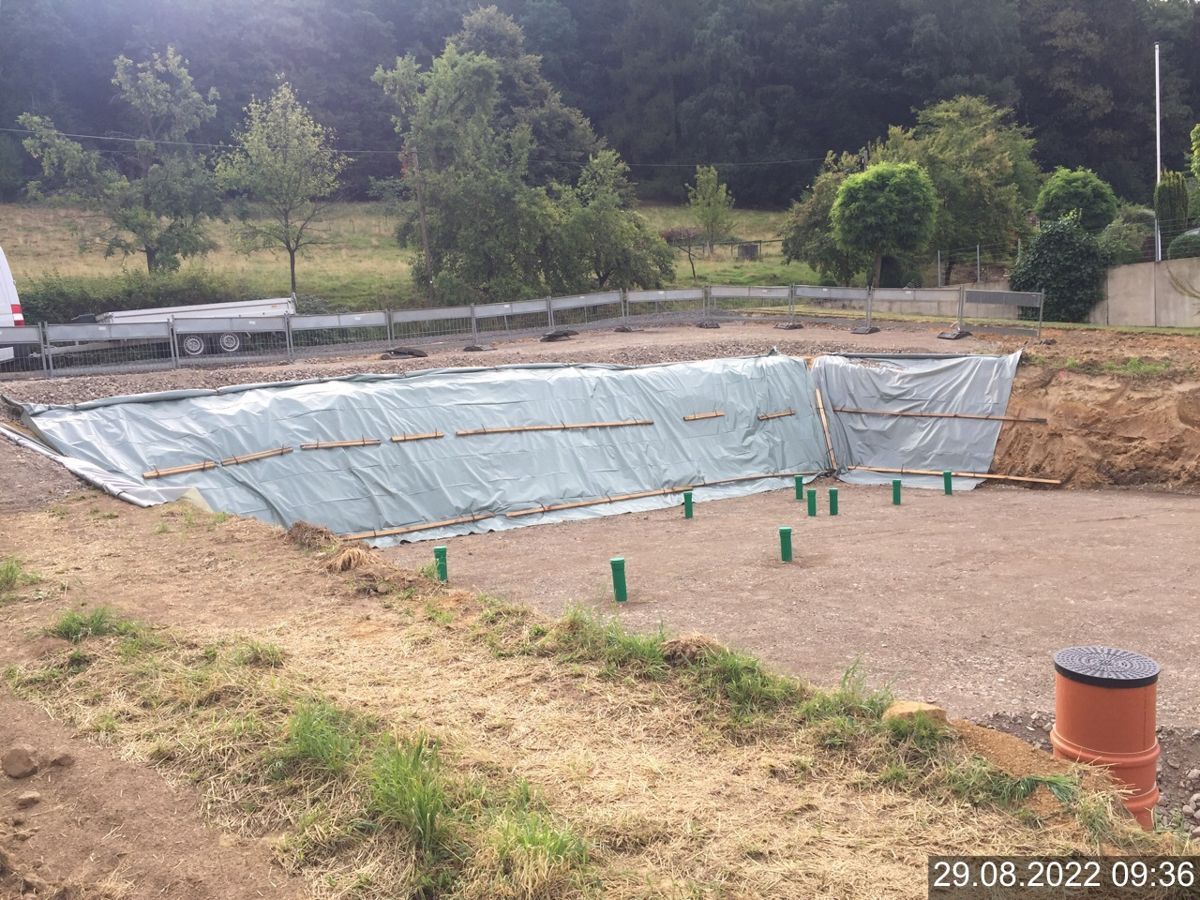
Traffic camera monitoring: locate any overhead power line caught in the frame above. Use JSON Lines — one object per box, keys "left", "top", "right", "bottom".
{"left": 0, "top": 125, "right": 826, "bottom": 169}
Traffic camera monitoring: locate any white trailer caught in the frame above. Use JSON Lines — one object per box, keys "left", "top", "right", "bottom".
{"left": 90, "top": 296, "right": 296, "bottom": 356}
{"left": 0, "top": 245, "right": 29, "bottom": 367}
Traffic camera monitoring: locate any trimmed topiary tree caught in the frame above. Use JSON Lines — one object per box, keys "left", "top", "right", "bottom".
{"left": 1034, "top": 167, "right": 1118, "bottom": 233}
{"left": 1167, "top": 231, "right": 1200, "bottom": 260}
{"left": 830, "top": 161, "right": 937, "bottom": 289}
{"left": 1154, "top": 170, "right": 1190, "bottom": 249}
{"left": 1009, "top": 213, "right": 1106, "bottom": 322}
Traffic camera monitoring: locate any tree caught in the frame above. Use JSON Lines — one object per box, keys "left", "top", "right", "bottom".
{"left": 375, "top": 11, "right": 666, "bottom": 304}
{"left": 1193, "top": 124, "right": 1200, "bottom": 180}
{"left": 19, "top": 48, "right": 220, "bottom": 274}
{"left": 830, "top": 162, "right": 937, "bottom": 288}
{"left": 687, "top": 165, "right": 734, "bottom": 254}
{"left": 1154, "top": 170, "right": 1191, "bottom": 250}
{"left": 878, "top": 96, "right": 1040, "bottom": 284}
{"left": 1010, "top": 213, "right": 1105, "bottom": 321}
{"left": 217, "top": 83, "right": 347, "bottom": 294}
{"left": 1034, "top": 167, "right": 1118, "bottom": 232}
{"left": 552, "top": 151, "right": 674, "bottom": 292}
{"left": 781, "top": 152, "right": 867, "bottom": 285}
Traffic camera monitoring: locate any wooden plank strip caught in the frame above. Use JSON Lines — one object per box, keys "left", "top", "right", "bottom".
{"left": 756, "top": 409, "right": 795, "bottom": 421}
{"left": 220, "top": 446, "right": 293, "bottom": 467}
{"left": 848, "top": 465, "right": 1062, "bottom": 486}
{"left": 300, "top": 439, "right": 382, "bottom": 450}
{"left": 683, "top": 411, "right": 725, "bottom": 422}
{"left": 507, "top": 486, "right": 690, "bottom": 519}
{"left": 342, "top": 511, "right": 493, "bottom": 541}
{"left": 391, "top": 431, "right": 445, "bottom": 443}
{"left": 506, "top": 471, "right": 827, "bottom": 518}
{"left": 835, "top": 407, "right": 1048, "bottom": 425}
{"left": 456, "top": 420, "right": 653, "bottom": 437}
{"left": 814, "top": 388, "right": 839, "bottom": 471}
{"left": 142, "top": 459, "right": 219, "bottom": 480}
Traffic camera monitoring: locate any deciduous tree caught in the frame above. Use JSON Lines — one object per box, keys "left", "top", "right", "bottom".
{"left": 217, "top": 83, "right": 347, "bottom": 294}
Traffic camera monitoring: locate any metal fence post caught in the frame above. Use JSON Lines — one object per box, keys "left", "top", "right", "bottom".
{"left": 39, "top": 323, "right": 49, "bottom": 374}
{"left": 284, "top": 312, "right": 294, "bottom": 359}
{"left": 936, "top": 250, "right": 942, "bottom": 287}
{"left": 470, "top": 304, "right": 478, "bottom": 343}
{"left": 43, "top": 323, "right": 54, "bottom": 375}
{"left": 621, "top": 290, "right": 629, "bottom": 324}
{"left": 976, "top": 245, "right": 981, "bottom": 284}
{"left": 788, "top": 283, "right": 796, "bottom": 324}
{"left": 957, "top": 284, "right": 966, "bottom": 332}
{"left": 1037, "top": 293, "right": 1045, "bottom": 338}
{"left": 168, "top": 321, "right": 180, "bottom": 369}
{"left": 386, "top": 309, "right": 394, "bottom": 344}
{"left": 546, "top": 296, "right": 554, "bottom": 330}
{"left": 703, "top": 284, "right": 711, "bottom": 316}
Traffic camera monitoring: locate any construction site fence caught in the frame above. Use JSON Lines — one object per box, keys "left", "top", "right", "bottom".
{"left": 0, "top": 283, "right": 1043, "bottom": 380}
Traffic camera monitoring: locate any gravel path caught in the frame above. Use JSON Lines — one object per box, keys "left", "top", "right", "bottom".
{"left": 1, "top": 321, "right": 1003, "bottom": 406}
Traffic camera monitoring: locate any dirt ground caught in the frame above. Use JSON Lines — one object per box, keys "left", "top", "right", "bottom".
{"left": 387, "top": 480, "right": 1200, "bottom": 727}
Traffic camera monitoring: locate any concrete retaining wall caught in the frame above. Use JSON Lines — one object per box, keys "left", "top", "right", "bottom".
{"left": 1091, "top": 258, "right": 1200, "bottom": 327}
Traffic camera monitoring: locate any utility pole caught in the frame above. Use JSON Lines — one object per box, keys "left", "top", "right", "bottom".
{"left": 1154, "top": 42, "right": 1163, "bottom": 263}
{"left": 410, "top": 146, "right": 436, "bottom": 306}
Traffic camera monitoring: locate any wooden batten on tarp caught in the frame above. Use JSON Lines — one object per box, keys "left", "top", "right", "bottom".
{"left": 848, "top": 465, "right": 1062, "bottom": 486}
{"left": 814, "top": 388, "right": 839, "bottom": 470}
{"left": 391, "top": 431, "right": 445, "bottom": 443}
{"left": 300, "top": 438, "right": 382, "bottom": 450}
{"left": 683, "top": 411, "right": 724, "bottom": 421}
{"left": 507, "top": 485, "right": 690, "bottom": 519}
{"left": 143, "top": 459, "right": 219, "bottom": 480}
{"left": 834, "top": 407, "right": 1048, "bottom": 425}
{"left": 220, "top": 446, "right": 293, "bottom": 467}
{"left": 342, "top": 511, "right": 493, "bottom": 541}
{"left": 756, "top": 409, "right": 794, "bottom": 421}
{"left": 456, "top": 420, "right": 652, "bottom": 437}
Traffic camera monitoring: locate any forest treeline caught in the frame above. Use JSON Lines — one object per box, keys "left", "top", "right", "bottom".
{"left": 2, "top": 0, "right": 1199, "bottom": 206}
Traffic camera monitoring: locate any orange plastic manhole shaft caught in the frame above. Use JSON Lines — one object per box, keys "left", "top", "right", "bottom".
{"left": 1049, "top": 646, "right": 1161, "bottom": 829}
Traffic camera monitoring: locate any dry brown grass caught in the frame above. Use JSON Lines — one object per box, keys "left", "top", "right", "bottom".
{"left": 3, "top": 504, "right": 1184, "bottom": 899}
{"left": 322, "top": 543, "right": 372, "bottom": 573}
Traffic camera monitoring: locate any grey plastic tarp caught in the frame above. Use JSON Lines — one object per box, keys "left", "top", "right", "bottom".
{"left": 8, "top": 351, "right": 1022, "bottom": 543}
{"left": 811, "top": 352, "right": 1021, "bottom": 491}
{"left": 14, "top": 356, "right": 832, "bottom": 545}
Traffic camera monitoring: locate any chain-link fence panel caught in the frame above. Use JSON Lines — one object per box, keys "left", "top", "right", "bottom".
{"left": 174, "top": 316, "right": 289, "bottom": 368}
{"left": 0, "top": 325, "right": 47, "bottom": 377}
{"left": 473, "top": 298, "right": 552, "bottom": 338}
{"left": 625, "top": 288, "right": 705, "bottom": 322}
{"left": 388, "top": 306, "right": 476, "bottom": 345}
{"left": 707, "top": 285, "right": 793, "bottom": 318}
{"left": 547, "top": 291, "right": 624, "bottom": 330}
{"left": 290, "top": 312, "right": 391, "bottom": 358}
{"left": 43, "top": 322, "right": 176, "bottom": 376}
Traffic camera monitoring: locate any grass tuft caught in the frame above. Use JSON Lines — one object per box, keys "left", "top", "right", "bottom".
{"left": 470, "top": 809, "right": 590, "bottom": 898}
{"left": 279, "top": 700, "right": 362, "bottom": 776}
{"left": 233, "top": 640, "right": 285, "bottom": 668}
{"left": 0, "top": 557, "right": 40, "bottom": 598}
{"left": 367, "top": 733, "right": 447, "bottom": 855}
{"left": 47, "top": 607, "right": 140, "bottom": 642}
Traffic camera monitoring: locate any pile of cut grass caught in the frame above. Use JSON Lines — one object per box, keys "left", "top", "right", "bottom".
{"left": 9, "top": 608, "right": 594, "bottom": 899}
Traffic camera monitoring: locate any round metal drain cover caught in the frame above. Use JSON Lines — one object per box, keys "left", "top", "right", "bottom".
{"left": 1053, "top": 646, "right": 1160, "bottom": 688}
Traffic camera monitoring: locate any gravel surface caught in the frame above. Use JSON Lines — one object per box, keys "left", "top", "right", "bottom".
{"left": 0, "top": 321, "right": 1004, "bottom": 406}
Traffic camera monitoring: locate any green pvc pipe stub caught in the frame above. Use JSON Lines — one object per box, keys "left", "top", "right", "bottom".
{"left": 806, "top": 488, "right": 817, "bottom": 517}
{"left": 794, "top": 475, "right": 804, "bottom": 500}
{"left": 610, "top": 557, "right": 628, "bottom": 603}
{"left": 943, "top": 470, "right": 953, "bottom": 495}
{"left": 433, "top": 545, "right": 448, "bottom": 583}
{"left": 683, "top": 490, "right": 694, "bottom": 519}
{"left": 829, "top": 488, "right": 839, "bottom": 516}
{"left": 779, "top": 526, "right": 793, "bottom": 562}
{"left": 892, "top": 479, "right": 902, "bottom": 505}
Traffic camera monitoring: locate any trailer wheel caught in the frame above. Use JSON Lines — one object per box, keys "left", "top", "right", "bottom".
{"left": 217, "top": 332, "right": 241, "bottom": 353}
{"left": 180, "top": 334, "right": 207, "bottom": 357}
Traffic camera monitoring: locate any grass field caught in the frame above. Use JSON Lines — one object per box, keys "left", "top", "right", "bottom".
{"left": 0, "top": 202, "right": 810, "bottom": 316}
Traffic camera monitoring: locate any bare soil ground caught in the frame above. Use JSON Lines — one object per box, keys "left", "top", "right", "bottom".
{"left": 387, "top": 481, "right": 1200, "bottom": 727}
{"left": 3, "top": 493, "right": 1165, "bottom": 899}
{"left": 2, "top": 320, "right": 1199, "bottom": 894}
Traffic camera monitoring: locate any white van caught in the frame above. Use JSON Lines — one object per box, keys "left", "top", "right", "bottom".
{"left": 0, "top": 245, "right": 28, "bottom": 367}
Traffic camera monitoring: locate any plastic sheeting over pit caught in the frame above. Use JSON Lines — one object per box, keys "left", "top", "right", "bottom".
{"left": 9, "top": 352, "right": 1022, "bottom": 544}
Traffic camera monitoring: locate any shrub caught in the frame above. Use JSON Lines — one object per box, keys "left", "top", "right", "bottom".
{"left": 1035, "top": 167, "right": 1118, "bottom": 232}
{"left": 1010, "top": 214, "right": 1106, "bottom": 322}
{"left": 1167, "top": 231, "right": 1200, "bottom": 260}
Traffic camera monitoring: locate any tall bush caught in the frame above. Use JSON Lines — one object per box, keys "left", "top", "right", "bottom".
{"left": 1034, "top": 167, "right": 1117, "bottom": 232}
{"left": 1009, "top": 214, "right": 1105, "bottom": 322}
